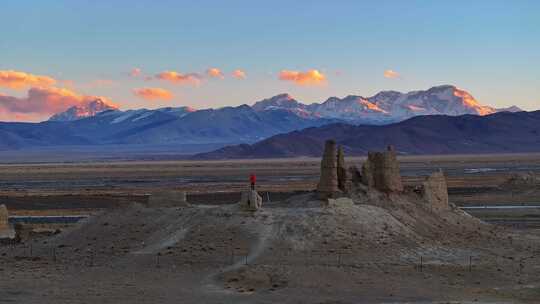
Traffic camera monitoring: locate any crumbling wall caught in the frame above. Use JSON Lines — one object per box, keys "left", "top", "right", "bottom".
{"left": 361, "top": 146, "right": 403, "bottom": 193}
{"left": 317, "top": 140, "right": 340, "bottom": 199}
{"left": 422, "top": 170, "right": 449, "bottom": 211}
{"left": 0, "top": 204, "right": 8, "bottom": 231}
{"left": 147, "top": 191, "right": 189, "bottom": 207}
{"left": 323, "top": 197, "right": 355, "bottom": 208}
{"left": 238, "top": 190, "right": 263, "bottom": 211}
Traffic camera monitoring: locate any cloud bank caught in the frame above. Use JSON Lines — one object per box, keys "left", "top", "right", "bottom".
{"left": 384, "top": 70, "right": 400, "bottom": 79}
{"left": 133, "top": 87, "right": 173, "bottom": 101}
{"left": 232, "top": 69, "right": 246, "bottom": 79}
{"left": 0, "top": 86, "right": 115, "bottom": 122}
{"left": 0, "top": 70, "right": 56, "bottom": 90}
{"left": 155, "top": 71, "right": 202, "bottom": 86}
{"left": 279, "top": 69, "right": 326, "bottom": 86}
{"left": 206, "top": 68, "right": 224, "bottom": 79}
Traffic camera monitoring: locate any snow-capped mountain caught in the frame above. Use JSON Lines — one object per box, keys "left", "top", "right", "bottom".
{"left": 49, "top": 99, "right": 119, "bottom": 122}
{"left": 49, "top": 85, "right": 520, "bottom": 126}
{"left": 252, "top": 85, "right": 519, "bottom": 124}
{"left": 0, "top": 84, "right": 515, "bottom": 152}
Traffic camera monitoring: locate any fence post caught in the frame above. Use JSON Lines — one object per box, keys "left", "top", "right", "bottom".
{"left": 156, "top": 253, "right": 160, "bottom": 268}
{"left": 420, "top": 256, "right": 423, "bottom": 272}
{"left": 468, "top": 256, "right": 472, "bottom": 272}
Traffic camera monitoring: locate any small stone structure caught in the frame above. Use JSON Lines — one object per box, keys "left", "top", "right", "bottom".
{"left": 14, "top": 223, "right": 32, "bottom": 242}
{"left": 147, "top": 191, "right": 188, "bottom": 207}
{"left": 422, "top": 170, "right": 450, "bottom": 211}
{"left": 337, "top": 145, "right": 348, "bottom": 192}
{"left": 323, "top": 197, "right": 355, "bottom": 208}
{"left": 361, "top": 146, "right": 403, "bottom": 193}
{"left": 238, "top": 190, "right": 263, "bottom": 211}
{"left": 317, "top": 140, "right": 340, "bottom": 199}
{"left": 0, "top": 204, "right": 9, "bottom": 231}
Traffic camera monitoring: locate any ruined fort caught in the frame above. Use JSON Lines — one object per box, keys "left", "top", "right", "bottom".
{"left": 316, "top": 140, "right": 449, "bottom": 213}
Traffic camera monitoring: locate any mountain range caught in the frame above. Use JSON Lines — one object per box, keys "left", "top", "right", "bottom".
{"left": 0, "top": 85, "right": 522, "bottom": 151}
{"left": 195, "top": 110, "right": 540, "bottom": 159}
{"left": 250, "top": 85, "right": 518, "bottom": 124}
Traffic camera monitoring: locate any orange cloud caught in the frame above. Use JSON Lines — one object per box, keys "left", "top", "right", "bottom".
{"left": 207, "top": 68, "right": 224, "bottom": 79}
{"left": 0, "top": 70, "right": 56, "bottom": 90}
{"left": 232, "top": 69, "right": 247, "bottom": 79}
{"left": 133, "top": 87, "right": 173, "bottom": 101}
{"left": 0, "top": 87, "right": 116, "bottom": 122}
{"left": 130, "top": 68, "right": 142, "bottom": 77}
{"left": 278, "top": 69, "right": 326, "bottom": 86}
{"left": 383, "top": 70, "right": 400, "bottom": 79}
{"left": 155, "top": 71, "right": 201, "bottom": 86}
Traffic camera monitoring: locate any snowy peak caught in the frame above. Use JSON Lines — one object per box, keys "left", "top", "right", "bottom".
{"left": 252, "top": 94, "right": 303, "bottom": 111}
{"left": 365, "top": 85, "right": 498, "bottom": 119}
{"left": 49, "top": 99, "right": 119, "bottom": 122}
{"left": 496, "top": 105, "right": 523, "bottom": 113}
{"left": 48, "top": 85, "right": 521, "bottom": 126}
{"left": 307, "top": 96, "right": 388, "bottom": 121}
{"left": 248, "top": 85, "right": 513, "bottom": 124}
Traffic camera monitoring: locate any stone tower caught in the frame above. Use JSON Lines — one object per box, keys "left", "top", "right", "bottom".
{"left": 361, "top": 145, "right": 403, "bottom": 192}
{"left": 317, "top": 140, "right": 340, "bottom": 198}
{"left": 0, "top": 205, "right": 8, "bottom": 231}
{"left": 337, "top": 145, "right": 348, "bottom": 192}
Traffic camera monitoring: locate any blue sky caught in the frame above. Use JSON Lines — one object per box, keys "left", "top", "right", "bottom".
{"left": 1, "top": 0, "right": 539, "bottom": 121}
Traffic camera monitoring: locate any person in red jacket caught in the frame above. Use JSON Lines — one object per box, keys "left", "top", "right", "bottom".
{"left": 249, "top": 173, "right": 256, "bottom": 190}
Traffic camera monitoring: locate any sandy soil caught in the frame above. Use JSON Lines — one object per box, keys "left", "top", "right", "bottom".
{"left": 1, "top": 154, "right": 540, "bottom": 303}
{"left": 1, "top": 192, "right": 540, "bottom": 303}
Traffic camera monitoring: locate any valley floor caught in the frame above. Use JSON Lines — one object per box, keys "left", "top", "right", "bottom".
{"left": 1, "top": 154, "right": 540, "bottom": 303}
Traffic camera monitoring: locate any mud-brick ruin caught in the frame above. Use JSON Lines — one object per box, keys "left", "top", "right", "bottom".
{"left": 421, "top": 170, "right": 450, "bottom": 211}
{"left": 238, "top": 190, "right": 263, "bottom": 211}
{"left": 360, "top": 145, "right": 403, "bottom": 193}
{"left": 0, "top": 204, "right": 8, "bottom": 231}
{"left": 318, "top": 140, "right": 450, "bottom": 211}
{"left": 317, "top": 140, "right": 340, "bottom": 198}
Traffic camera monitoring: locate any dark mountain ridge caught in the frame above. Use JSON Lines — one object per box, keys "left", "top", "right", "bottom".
{"left": 195, "top": 110, "right": 540, "bottom": 159}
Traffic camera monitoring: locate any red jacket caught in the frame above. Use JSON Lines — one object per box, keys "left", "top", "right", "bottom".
{"left": 249, "top": 174, "right": 256, "bottom": 183}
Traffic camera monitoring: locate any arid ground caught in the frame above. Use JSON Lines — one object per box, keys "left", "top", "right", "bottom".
{"left": 1, "top": 154, "right": 540, "bottom": 303}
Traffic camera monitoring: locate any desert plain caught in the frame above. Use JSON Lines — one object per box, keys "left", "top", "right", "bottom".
{"left": 1, "top": 153, "right": 540, "bottom": 303}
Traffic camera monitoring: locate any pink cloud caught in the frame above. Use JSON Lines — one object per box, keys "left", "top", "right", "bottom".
{"left": 0, "top": 70, "right": 56, "bottom": 90}
{"left": 130, "top": 68, "right": 142, "bottom": 77}
{"left": 383, "top": 69, "right": 400, "bottom": 79}
{"left": 206, "top": 68, "right": 224, "bottom": 79}
{"left": 232, "top": 69, "right": 247, "bottom": 79}
{"left": 279, "top": 69, "right": 327, "bottom": 86}
{"left": 133, "top": 87, "right": 173, "bottom": 101}
{"left": 155, "top": 71, "right": 202, "bottom": 86}
{"left": 0, "top": 87, "right": 117, "bottom": 122}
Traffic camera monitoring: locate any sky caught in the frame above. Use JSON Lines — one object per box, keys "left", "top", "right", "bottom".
{"left": 1, "top": 0, "right": 539, "bottom": 122}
